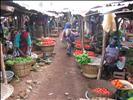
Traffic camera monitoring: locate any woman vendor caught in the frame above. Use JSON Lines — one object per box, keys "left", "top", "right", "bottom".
{"left": 103, "top": 37, "right": 126, "bottom": 79}
{"left": 65, "top": 29, "right": 75, "bottom": 56}
{"left": 60, "top": 21, "right": 71, "bottom": 41}
{"left": 13, "top": 27, "right": 32, "bottom": 57}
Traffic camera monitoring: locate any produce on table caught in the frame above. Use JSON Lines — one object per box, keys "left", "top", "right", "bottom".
{"left": 75, "top": 53, "right": 91, "bottom": 64}
{"left": 92, "top": 88, "right": 111, "bottom": 95}
{"left": 111, "top": 79, "right": 124, "bottom": 89}
{"left": 6, "top": 56, "right": 33, "bottom": 65}
{"left": 73, "top": 50, "right": 83, "bottom": 55}
{"left": 87, "top": 51, "right": 95, "bottom": 57}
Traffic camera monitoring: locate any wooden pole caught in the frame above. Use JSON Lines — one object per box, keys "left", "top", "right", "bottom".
{"left": 81, "top": 17, "right": 85, "bottom": 51}
{"left": 97, "top": 31, "right": 106, "bottom": 80}
{"left": 0, "top": 43, "right": 8, "bottom": 84}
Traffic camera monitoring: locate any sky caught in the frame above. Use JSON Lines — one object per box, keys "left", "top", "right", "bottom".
{"left": 14, "top": 1, "right": 120, "bottom": 16}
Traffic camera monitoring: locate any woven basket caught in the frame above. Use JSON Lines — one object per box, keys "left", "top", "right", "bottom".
{"left": 1, "top": 84, "right": 14, "bottom": 100}
{"left": 40, "top": 45, "right": 55, "bottom": 53}
{"left": 12, "top": 61, "right": 33, "bottom": 77}
{"left": 87, "top": 80, "right": 116, "bottom": 98}
{"left": 81, "top": 64, "right": 98, "bottom": 78}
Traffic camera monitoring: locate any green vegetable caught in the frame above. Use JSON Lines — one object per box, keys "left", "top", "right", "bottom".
{"left": 128, "top": 97, "right": 133, "bottom": 100}
{"left": 75, "top": 53, "right": 91, "bottom": 64}
{"left": 126, "top": 57, "right": 133, "bottom": 65}
{"left": 6, "top": 56, "right": 32, "bottom": 65}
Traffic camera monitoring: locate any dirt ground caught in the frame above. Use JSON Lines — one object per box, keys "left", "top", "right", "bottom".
{"left": 7, "top": 36, "right": 90, "bottom": 100}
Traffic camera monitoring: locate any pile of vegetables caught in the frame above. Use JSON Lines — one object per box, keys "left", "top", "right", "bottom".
{"left": 87, "top": 51, "right": 95, "bottom": 57}
{"left": 73, "top": 50, "right": 95, "bottom": 57}
{"left": 111, "top": 79, "right": 124, "bottom": 89}
{"left": 6, "top": 56, "right": 32, "bottom": 65}
{"left": 74, "top": 39, "right": 91, "bottom": 44}
{"left": 36, "top": 37, "right": 55, "bottom": 46}
{"left": 41, "top": 37, "right": 55, "bottom": 46}
{"left": 73, "top": 50, "right": 83, "bottom": 55}
{"left": 75, "top": 43, "right": 82, "bottom": 49}
{"left": 84, "top": 44, "right": 91, "bottom": 49}
{"left": 74, "top": 39, "right": 81, "bottom": 44}
{"left": 92, "top": 88, "right": 111, "bottom": 95}
{"left": 75, "top": 53, "right": 91, "bottom": 64}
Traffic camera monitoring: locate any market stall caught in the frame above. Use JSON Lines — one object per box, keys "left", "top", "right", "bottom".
{"left": 81, "top": 1, "right": 133, "bottom": 99}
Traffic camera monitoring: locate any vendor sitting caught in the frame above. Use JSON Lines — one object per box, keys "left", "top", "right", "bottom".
{"left": 13, "top": 27, "right": 32, "bottom": 57}
{"left": 103, "top": 39, "right": 126, "bottom": 79}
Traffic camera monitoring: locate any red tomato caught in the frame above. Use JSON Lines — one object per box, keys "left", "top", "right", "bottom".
{"left": 87, "top": 51, "right": 95, "bottom": 57}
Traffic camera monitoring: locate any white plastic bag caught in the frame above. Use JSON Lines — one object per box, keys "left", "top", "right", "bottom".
{"left": 102, "top": 13, "right": 116, "bottom": 33}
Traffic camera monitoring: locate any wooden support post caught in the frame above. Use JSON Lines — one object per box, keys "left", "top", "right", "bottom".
{"left": 81, "top": 17, "right": 85, "bottom": 51}
{"left": 0, "top": 43, "right": 8, "bottom": 84}
{"left": 97, "top": 31, "right": 106, "bottom": 80}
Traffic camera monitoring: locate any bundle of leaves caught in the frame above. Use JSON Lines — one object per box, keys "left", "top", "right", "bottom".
{"left": 75, "top": 53, "right": 91, "bottom": 64}
{"left": 6, "top": 56, "right": 32, "bottom": 65}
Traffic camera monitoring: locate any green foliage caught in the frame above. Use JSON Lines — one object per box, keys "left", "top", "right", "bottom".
{"left": 126, "top": 57, "right": 133, "bottom": 65}
{"left": 6, "top": 56, "right": 32, "bottom": 65}
{"left": 75, "top": 53, "right": 91, "bottom": 64}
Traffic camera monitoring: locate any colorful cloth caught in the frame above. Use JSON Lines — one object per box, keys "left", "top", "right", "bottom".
{"left": 20, "top": 32, "right": 31, "bottom": 54}
{"left": 64, "top": 22, "right": 71, "bottom": 30}
{"left": 14, "top": 32, "right": 21, "bottom": 48}
{"left": 13, "top": 31, "right": 32, "bottom": 56}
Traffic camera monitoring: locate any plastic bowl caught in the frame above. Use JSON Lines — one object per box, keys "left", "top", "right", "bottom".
{"left": 0, "top": 71, "right": 14, "bottom": 82}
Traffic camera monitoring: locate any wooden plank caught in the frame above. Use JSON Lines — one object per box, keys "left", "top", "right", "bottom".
{"left": 0, "top": 43, "right": 8, "bottom": 84}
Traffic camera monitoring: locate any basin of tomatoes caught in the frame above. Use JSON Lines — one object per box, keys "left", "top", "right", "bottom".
{"left": 73, "top": 50, "right": 83, "bottom": 56}
{"left": 87, "top": 51, "right": 95, "bottom": 57}
{"left": 84, "top": 44, "right": 91, "bottom": 49}
{"left": 91, "top": 87, "right": 111, "bottom": 96}
{"left": 41, "top": 37, "right": 56, "bottom": 46}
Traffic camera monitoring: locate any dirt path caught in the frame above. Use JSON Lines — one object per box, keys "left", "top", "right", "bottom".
{"left": 27, "top": 37, "right": 89, "bottom": 100}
